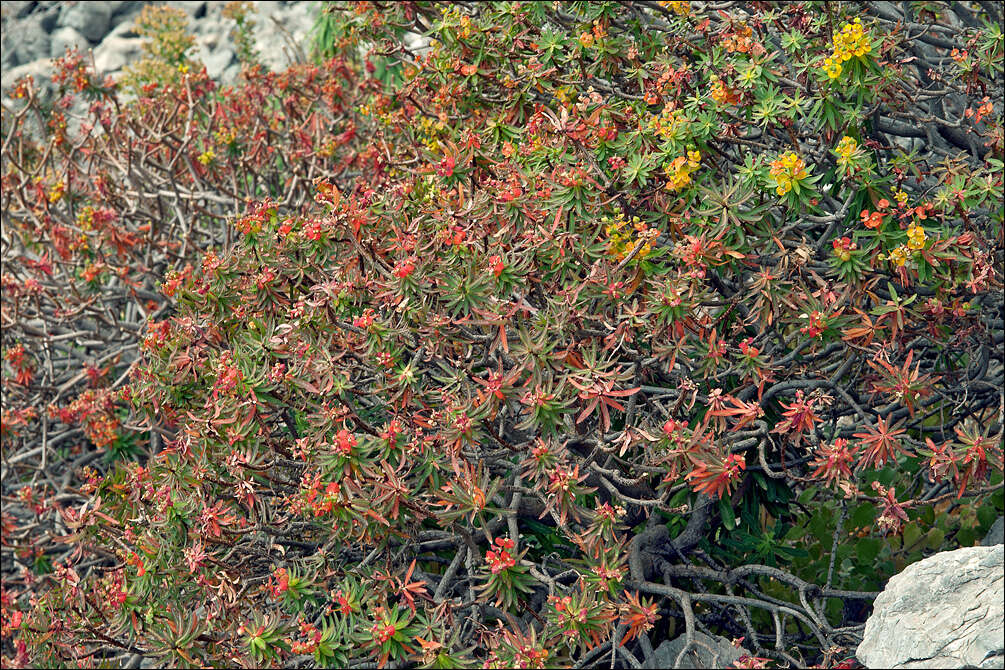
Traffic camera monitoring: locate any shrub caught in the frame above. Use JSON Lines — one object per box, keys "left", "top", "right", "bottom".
{"left": 121, "top": 5, "right": 198, "bottom": 92}
{"left": 2, "top": 2, "right": 1003, "bottom": 668}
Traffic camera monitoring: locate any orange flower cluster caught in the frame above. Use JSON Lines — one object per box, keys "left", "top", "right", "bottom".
{"left": 485, "top": 537, "right": 517, "bottom": 574}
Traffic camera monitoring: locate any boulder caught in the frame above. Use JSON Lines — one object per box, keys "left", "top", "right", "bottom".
{"left": 50, "top": 26, "right": 90, "bottom": 60}
{"left": 13, "top": 14, "right": 51, "bottom": 65}
{"left": 1, "top": 50, "right": 16, "bottom": 73}
{"left": 221, "top": 63, "right": 241, "bottom": 85}
{"left": 110, "top": 1, "right": 144, "bottom": 22}
{"left": 857, "top": 545, "right": 1004, "bottom": 669}
{"left": 93, "top": 35, "right": 143, "bottom": 74}
{"left": 193, "top": 12, "right": 229, "bottom": 48}
{"left": 4, "top": 2, "right": 35, "bottom": 21}
{"left": 174, "top": 1, "right": 208, "bottom": 19}
{"left": 1, "top": 58, "right": 55, "bottom": 98}
{"left": 1, "top": 33, "right": 18, "bottom": 71}
{"left": 106, "top": 18, "right": 140, "bottom": 40}
{"left": 59, "top": 1, "right": 113, "bottom": 42}
{"left": 643, "top": 631, "right": 748, "bottom": 669}
{"left": 199, "top": 47, "right": 234, "bottom": 80}
{"left": 982, "top": 517, "right": 1004, "bottom": 547}
{"left": 253, "top": 2, "right": 314, "bottom": 70}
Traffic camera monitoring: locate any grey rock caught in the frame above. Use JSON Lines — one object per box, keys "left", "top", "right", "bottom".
{"left": 5, "top": 2, "right": 35, "bottom": 21}
{"left": 13, "top": 15, "right": 51, "bottom": 65}
{"left": 253, "top": 3, "right": 314, "bottom": 71}
{"left": 982, "top": 517, "right": 1004, "bottom": 546}
{"left": 59, "top": 1, "right": 113, "bottom": 42}
{"left": 39, "top": 4, "right": 62, "bottom": 32}
{"left": 643, "top": 632, "right": 747, "bottom": 669}
{"left": 280, "top": 1, "right": 315, "bottom": 40}
{"left": 221, "top": 62, "right": 241, "bottom": 85}
{"left": 199, "top": 47, "right": 234, "bottom": 80}
{"left": 980, "top": 653, "right": 1005, "bottom": 669}
{"left": 111, "top": 1, "right": 145, "bottom": 21}
{"left": 404, "top": 31, "right": 432, "bottom": 54}
{"left": 1, "top": 58, "right": 54, "bottom": 96}
{"left": 1, "top": 51, "right": 17, "bottom": 72}
{"left": 106, "top": 18, "right": 140, "bottom": 40}
{"left": 108, "top": 1, "right": 143, "bottom": 30}
{"left": 2, "top": 35, "right": 18, "bottom": 70}
{"left": 174, "top": 1, "right": 208, "bottom": 18}
{"left": 93, "top": 35, "right": 143, "bottom": 74}
{"left": 50, "top": 26, "right": 90, "bottom": 60}
{"left": 857, "top": 545, "right": 1004, "bottom": 669}
{"left": 194, "top": 15, "right": 227, "bottom": 42}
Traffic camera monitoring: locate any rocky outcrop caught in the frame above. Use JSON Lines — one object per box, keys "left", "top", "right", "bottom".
{"left": 2, "top": 1, "right": 316, "bottom": 96}
{"left": 856, "top": 545, "right": 1004, "bottom": 669}
{"left": 58, "top": 1, "right": 114, "bottom": 42}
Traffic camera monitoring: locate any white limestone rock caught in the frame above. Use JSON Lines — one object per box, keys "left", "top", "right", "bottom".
{"left": 857, "top": 545, "right": 1004, "bottom": 669}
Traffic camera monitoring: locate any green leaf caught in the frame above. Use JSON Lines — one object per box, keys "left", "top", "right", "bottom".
{"left": 957, "top": 527, "right": 977, "bottom": 546}
{"left": 856, "top": 537, "right": 881, "bottom": 563}
{"left": 851, "top": 503, "right": 877, "bottom": 528}
{"left": 925, "top": 528, "right": 945, "bottom": 551}
{"left": 902, "top": 522, "right": 923, "bottom": 549}
{"left": 977, "top": 504, "right": 997, "bottom": 530}
{"left": 809, "top": 512, "right": 830, "bottom": 544}
{"left": 720, "top": 497, "right": 737, "bottom": 530}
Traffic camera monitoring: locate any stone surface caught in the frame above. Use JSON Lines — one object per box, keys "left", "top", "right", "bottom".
{"left": 106, "top": 19, "right": 140, "bottom": 40}
{"left": 254, "top": 1, "right": 315, "bottom": 71}
{"left": 111, "top": 1, "right": 146, "bottom": 22}
{"left": 93, "top": 35, "right": 143, "bottom": 74}
{"left": 59, "top": 1, "right": 113, "bottom": 42}
{"left": 857, "top": 545, "right": 1004, "bottom": 669}
{"left": 13, "top": 14, "right": 51, "bottom": 65}
{"left": 643, "top": 631, "right": 747, "bottom": 669}
{"left": 3, "top": 1, "right": 317, "bottom": 92}
{"left": 982, "top": 517, "right": 1004, "bottom": 546}
{"left": 199, "top": 46, "right": 234, "bottom": 80}
{"left": 2, "top": 2, "right": 33, "bottom": 21}
{"left": 174, "top": 1, "right": 209, "bottom": 18}
{"left": 221, "top": 63, "right": 241, "bottom": 85}
{"left": 1, "top": 58, "right": 54, "bottom": 94}
{"left": 49, "top": 26, "right": 89, "bottom": 60}
{"left": 38, "top": 4, "right": 62, "bottom": 32}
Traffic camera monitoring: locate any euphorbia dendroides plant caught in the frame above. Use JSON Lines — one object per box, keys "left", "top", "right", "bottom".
{"left": 2, "top": 2, "right": 1003, "bottom": 668}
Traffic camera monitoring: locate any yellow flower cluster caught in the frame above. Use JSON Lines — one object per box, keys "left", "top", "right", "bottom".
{"left": 77, "top": 205, "right": 97, "bottom": 231}
{"left": 417, "top": 115, "right": 447, "bottom": 152}
{"left": 665, "top": 150, "right": 701, "bottom": 192}
{"left": 316, "top": 139, "right": 338, "bottom": 158}
{"left": 658, "top": 1, "right": 691, "bottom": 15}
{"left": 459, "top": 14, "right": 473, "bottom": 39}
{"left": 215, "top": 128, "right": 236, "bottom": 145}
{"left": 823, "top": 18, "right": 871, "bottom": 79}
{"left": 769, "top": 152, "right": 808, "bottom": 196}
{"left": 198, "top": 149, "right": 215, "bottom": 166}
{"left": 886, "top": 246, "right": 910, "bottom": 267}
{"left": 603, "top": 211, "right": 660, "bottom": 261}
{"left": 894, "top": 189, "right": 908, "bottom": 206}
{"left": 834, "top": 135, "right": 858, "bottom": 167}
{"left": 906, "top": 223, "right": 927, "bottom": 250}
{"left": 649, "top": 106, "right": 689, "bottom": 141}
{"left": 48, "top": 179, "right": 66, "bottom": 203}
